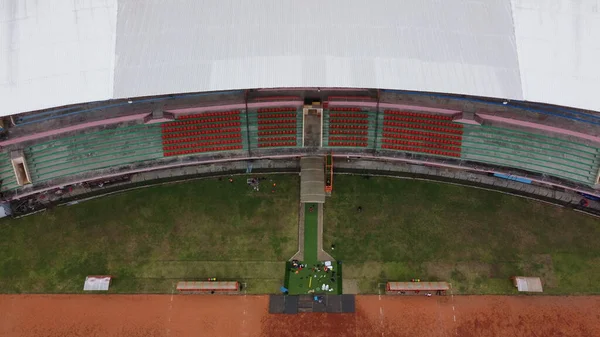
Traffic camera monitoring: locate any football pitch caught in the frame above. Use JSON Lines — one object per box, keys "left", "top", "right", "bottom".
{"left": 0, "top": 174, "right": 598, "bottom": 295}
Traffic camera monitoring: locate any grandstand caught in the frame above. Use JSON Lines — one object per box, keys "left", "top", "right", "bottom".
{"left": 0, "top": 91, "right": 599, "bottom": 211}
{"left": 0, "top": 0, "right": 599, "bottom": 215}
{"left": 460, "top": 125, "right": 600, "bottom": 185}
{"left": 24, "top": 124, "right": 163, "bottom": 186}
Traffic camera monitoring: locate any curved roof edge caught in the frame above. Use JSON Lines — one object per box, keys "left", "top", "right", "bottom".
{"left": 1, "top": 0, "right": 599, "bottom": 116}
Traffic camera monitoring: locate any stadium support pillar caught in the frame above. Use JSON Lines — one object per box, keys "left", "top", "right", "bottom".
{"left": 144, "top": 103, "right": 171, "bottom": 124}
{"left": 10, "top": 149, "right": 32, "bottom": 186}
{"left": 453, "top": 111, "right": 482, "bottom": 125}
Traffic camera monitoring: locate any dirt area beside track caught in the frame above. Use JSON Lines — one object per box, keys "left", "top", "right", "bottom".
{"left": 1, "top": 295, "right": 599, "bottom": 337}
{"left": 0, "top": 294, "right": 267, "bottom": 337}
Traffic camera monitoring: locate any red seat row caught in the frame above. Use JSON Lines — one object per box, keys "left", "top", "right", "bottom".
{"left": 258, "top": 124, "right": 297, "bottom": 130}
{"left": 164, "top": 116, "right": 240, "bottom": 127}
{"left": 329, "top": 129, "right": 368, "bottom": 135}
{"left": 384, "top": 110, "right": 453, "bottom": 121}
{"left": 329, "top": 136, "right": 368, "bottom": 142}
{"left": 258, "top": 136, "right": 296, "bottom": 142}
{"left": 383, "top": 121, "right": 463, "bottom": 135}
{"left": 258, "top": 130, "right": 296, "bottom": 136}
{"left": 178, "top": 111, "right": 240, "bottom": 119}
{"left": 164, "top": 139, "right": 242, "bottom": 151}
{"left": 163, "top": 133, "right": 241, "bottom": 145}
{"left": 329, "top": 119, "right": 369, "bottom": 124}
{"left": 382, "top": 133, "right": 462, "bottom": 145}
{"left": 258, "top": 107, "right": 297, "bottom": 113}
{"left": 329, "top": 113, "right": 368, "bottom": 118}
{"left": 257, "top": 119, "right": 296, "bottom": 125}
{"left": 162, "top": 122, "right": 242, "bottom": 133}
{"left": 258, "top": 142, "right": 297, "bottom": 147}
{"left": 329, "top": 124, "right": 368, "bottom": 130}
{"left": 257, "top": 113, "right": 296, "bottom": 119}
{"left": 383, "top": 116, "right": 462, "bottom": 129}
{"left": 381, "top": 139, "right": 461, "bottom": 152}
{"left": 162, "top": 128, "right": 241, "bottom": 139}
{"left": 328, "top": 142, "right": 368, "bottom": 147}
{"left": 164, "top": 145, "right": 243, "bottom": 156}
{"left": 329, "top": 107, "right": 362, "bottom": 112}
{"left": 381, "top": 144, "right": 461, "bottom": 158}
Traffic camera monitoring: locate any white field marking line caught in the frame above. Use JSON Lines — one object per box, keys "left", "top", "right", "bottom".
{"left": 377, "top": 283, "right": 385, "bottom": 336}
{"left": 166, "top": 286, "right": 175, "bottom": 337}
{"left": 450, "top": 283, "right": 457, "bottom": 336}
{"left": 241, "top": 283, "right": 249, "bottom": 336}
{"left": 380, "top": 306, "right": 385, "bottom": 337}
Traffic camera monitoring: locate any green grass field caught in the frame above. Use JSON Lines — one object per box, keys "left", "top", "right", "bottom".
{"left": 0, "top": 175, "right": 299, "bottom": 294}
{"left": 0, "top": 173, "right": 598, "bottom": 295}
{"left": 323, "top": 175, "right": 600, "bottom": 294}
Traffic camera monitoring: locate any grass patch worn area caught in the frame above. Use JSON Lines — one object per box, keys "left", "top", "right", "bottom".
{"left": 303, "top": 203, "right": 319, "bottom": 264}
{"left": 0, "top": 174, "right": 299, "bottom": 294}
{"left": 324, "top": 175, "right": 600, "bottom": 295}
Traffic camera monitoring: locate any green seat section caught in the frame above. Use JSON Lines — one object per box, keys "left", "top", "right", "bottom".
{"left": 0, "top": 152, "right": 19, "bottom": 192}
{"left": 25, "top": 124, "right": 164, "bottom": 184}
{"left": 461, "top": 125, "right": 600, "bottom": 184}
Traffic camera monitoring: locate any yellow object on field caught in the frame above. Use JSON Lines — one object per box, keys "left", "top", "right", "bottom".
{"left": 309, "top": 277, "right": 312, "bottom": 288}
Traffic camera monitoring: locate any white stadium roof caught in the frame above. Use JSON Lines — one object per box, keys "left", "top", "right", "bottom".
{"left": 1, "top": 0, "right": 600, "bottom": 116}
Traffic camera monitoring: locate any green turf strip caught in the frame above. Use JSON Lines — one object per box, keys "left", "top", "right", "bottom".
{"left": 303, "top": 203, "right": 318, "bottom": 264}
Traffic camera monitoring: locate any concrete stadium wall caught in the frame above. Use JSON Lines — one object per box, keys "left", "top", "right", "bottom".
{"left": 10, "top": 157, "right": 600, "bottom": 219}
